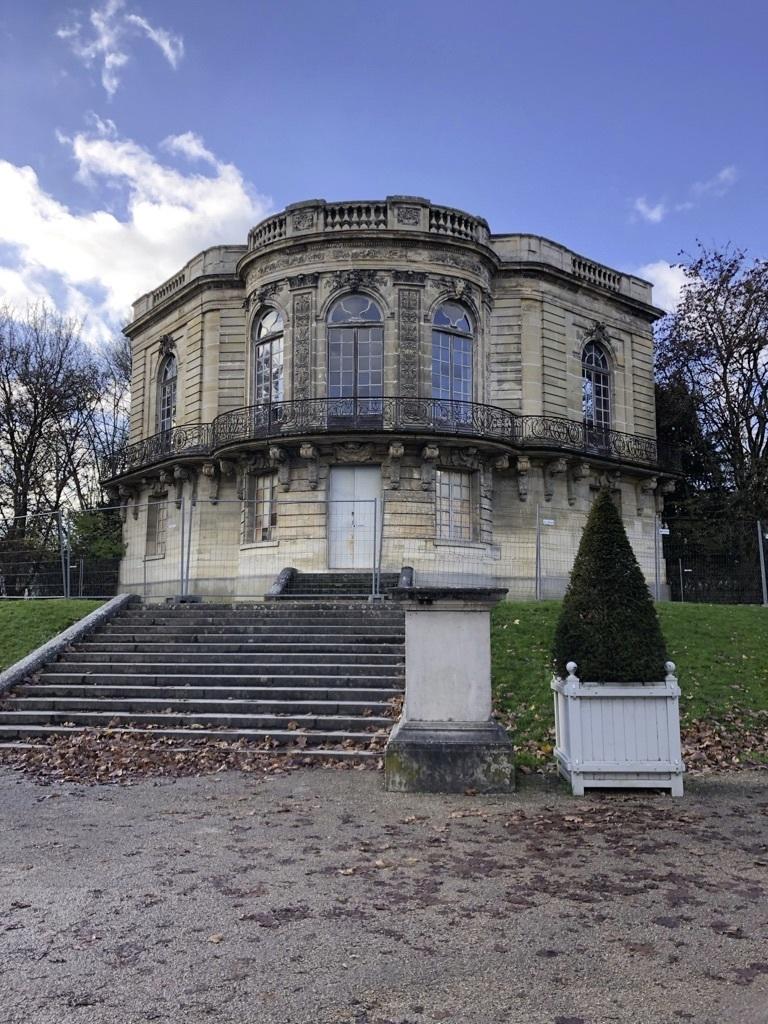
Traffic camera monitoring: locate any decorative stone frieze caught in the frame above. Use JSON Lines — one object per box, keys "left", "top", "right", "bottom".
{"left": 292, "top": 292, "right": 312, "bottom": 400}
{"left": 288, "top": 272, "right": 319, "bottom": 291}
{"left": 334, "top": 442, "right": 376, "bottom": 464}
{"left": 398, "top": 288, "right": 421, "bottom": 397}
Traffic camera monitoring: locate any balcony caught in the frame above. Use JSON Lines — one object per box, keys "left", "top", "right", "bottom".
{"left": 101, "top": 398, "right": 679, "bottom": 484}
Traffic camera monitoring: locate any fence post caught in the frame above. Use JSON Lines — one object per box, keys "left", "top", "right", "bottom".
{"left": 178, "top": 496, "right": 186, "bottom": 598}
{"left": 653, "top": 512, "right": 661, "bottom": 601}
{"left": 758, "top": 520, "right": 768, "bottom": 607}
{"left": 534, "top": 504, "right": 542, "bottom": 600}
{"left": 678, "top": 558, "right": 685, "bottom": 603}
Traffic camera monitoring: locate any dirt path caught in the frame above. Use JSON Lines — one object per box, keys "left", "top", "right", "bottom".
{"left": 1, "top": 767, "right": 767, "bottom": 1024}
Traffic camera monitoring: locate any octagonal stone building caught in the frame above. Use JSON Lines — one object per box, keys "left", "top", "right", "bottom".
{"left": 101, "top": 196, "right": 676, "bottom": 600}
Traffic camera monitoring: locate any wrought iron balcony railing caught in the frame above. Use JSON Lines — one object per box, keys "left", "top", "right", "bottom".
{"left": 100, "top": 398, "right": 679, "bottom": 481}
{"left": 100, "top": 423, "right": 213, "bottom": 481}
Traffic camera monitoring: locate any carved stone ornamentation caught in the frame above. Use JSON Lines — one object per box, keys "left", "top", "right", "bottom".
{"left": 566, "top": 460, "right": 592, "bottom": 506}
{"left": 268, "top": 445, "right": 291, "bottom": 491}
{"left": 420, "top": 444, "right": 440, "bottom": 490}
{"left": 255, "top": 280, "right": 282, "bottom": 307}
{"left": 395, "top": 205, "right": 421, "bottom": 225}
{"left": 158, "top": 334, "right": 175, "bottom": 358}
{"left": 292, "top": 210, "right": 315, "bottom": 231}
{"left": 392, "top": 270, "right": 426, "bottom": 286}
{"left": 494, "top": 455, "right": 510, "bottom": 472}
{"left": 292, "top": 292, "right": 312, "bottom": 399}
{"left": 543, "top": 458, "right": 567, "bottom": 502}
{"left": 118, "top": 485, "right": 137, "bottom": 523}
{"left": 173, "top": 466, "right": 191, "bottom": 509}
{"left": 287, "top": 272, "right": 319, "bottom": 291}
{"left": 515, "top": 456, "right": 530, "bottom": 502}
{"left": 334, "top": 442, "right": 376, "bottom": 464}
{"left": 327, "top": 269, "right": 382, "bottom": 293}
{"left": 398, "top": 289, "right": 421, "bottom": 397}
{"left": 635, "top": 476, "right": 658, "bottom": 516}
{"left": 384, "top": 441, "right": 405, "bottom": 490}
{"left": 299, "top": 443, "right": 319, "bottom": 490}
{"left": 201, "top": 461, "right": 220, "bottom": 504}
{"left": 451, "top": 446, "right": 480, "bottom": 470}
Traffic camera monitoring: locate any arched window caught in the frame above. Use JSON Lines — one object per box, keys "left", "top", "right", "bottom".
{"left": 327, "top": 295, "right": 383, "bottom": 412}
{"left": 157, "top": 356, "right": 177, "bottom": 434}
{"left": 252, "top": 309, "right": 284, "bottom": 408}
{"left": 432, "top": 302, "right": 473, "bottom": 404}
{"left": 581, "top": 341, "right": 611, "bottom": 430}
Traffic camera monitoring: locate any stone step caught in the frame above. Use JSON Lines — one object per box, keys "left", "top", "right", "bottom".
{"left": 44, "top": 661, "right": 404, "bottom": 678}
{"left": 0, "top": 709, "right": 392, "bottom": 731}
{"left": 100, "top": 626, "right": 405, "bottom": 638}
{"left": 4, "top": 696, "right": 394, "bottom": 715}
{"left": 0, "top": 725, "right": 381, "bottom": 754}
{"left": 36, "top": 671, "right": 404, "bottom": 689}
{"left": 59, "top": 651, "right": 404, "bottom": 666}
{"left": 15, "top": 684, "right": 401, "bottom": 701}
{"left": 78, "top": 640, "right": 404, "bottom": 655}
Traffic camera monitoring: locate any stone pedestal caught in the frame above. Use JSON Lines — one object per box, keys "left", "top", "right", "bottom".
{"left": 385, "top": 587, "right": 515, "bottom": 793}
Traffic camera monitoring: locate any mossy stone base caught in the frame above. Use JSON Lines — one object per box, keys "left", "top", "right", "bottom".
{"left": 384, "top": 721, "right": 515, "bottom": 794}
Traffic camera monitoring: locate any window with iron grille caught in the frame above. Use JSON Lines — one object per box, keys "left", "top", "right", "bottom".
{"left": 243, "top": 472, "right": 278, "bottom": 543}
{"left": 146, "top": 498, "right": 168, "bottom": 557}
{"left": 435, "top": 469, "right": 478, "bottom": 542}
{"left": 582, "top": 341, "right": 611, "bottom": 430}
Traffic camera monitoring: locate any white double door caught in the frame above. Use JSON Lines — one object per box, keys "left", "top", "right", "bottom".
{"left": 328, "top": 466, "right": 382, "bottom": 569}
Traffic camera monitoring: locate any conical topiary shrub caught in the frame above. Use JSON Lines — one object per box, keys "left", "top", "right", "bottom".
{"left": 552, "top": 490, "right": 667, "bottom": 682}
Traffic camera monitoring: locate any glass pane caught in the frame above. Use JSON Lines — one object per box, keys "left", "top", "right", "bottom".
{"left": 433, "top": 302, "right": 472, "bottom": 333}
{"left": 329, "top": 295, "right": 382, "bottom": 323}
{"left": 255, "top": 309, "right": 284, "bottom": 339}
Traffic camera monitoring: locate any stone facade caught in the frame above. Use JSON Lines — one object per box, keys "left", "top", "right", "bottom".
{"left": 103, "top": 196, "right": 674, "bottom": 600}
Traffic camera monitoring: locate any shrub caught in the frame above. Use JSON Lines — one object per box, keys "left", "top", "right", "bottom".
{"left": 551, "top": 490, "right": 668, "bottom": 682}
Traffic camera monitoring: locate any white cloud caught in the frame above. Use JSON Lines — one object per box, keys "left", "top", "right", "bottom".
{"left": 162, "top": 131, "right": 217, "bottom": 166}
{"left": 691, "top": 164, "right": 738, "bottom": 198}
{"left": 632, "top": 165, "right": 738, "bottom": 227}
{"left": 57, "top": 0, "right": 184, "bottom": 97}
{"left": 636, "top": 260, "right": 688, "bottom": 313}
{"left": 0, "top": 125, "right": 271, "bottom": 343}
{"left": 633, "top": 197, "right": 667, "bottom": 224}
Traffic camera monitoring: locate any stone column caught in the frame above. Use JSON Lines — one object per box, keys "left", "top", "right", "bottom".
{"left": 385, "top": 588, "right": 515, "bottom": 793}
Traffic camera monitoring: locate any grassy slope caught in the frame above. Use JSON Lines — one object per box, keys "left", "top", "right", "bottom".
{"left": 492, "top": 601, "right": 768, "bottom": 763}
{"left": 0, "top": 600, "right": 103, "bottom": 671}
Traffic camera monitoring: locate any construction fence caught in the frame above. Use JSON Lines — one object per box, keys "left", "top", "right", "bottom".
{"left": 1, "top": 502, "right": 766, "bottom": 605}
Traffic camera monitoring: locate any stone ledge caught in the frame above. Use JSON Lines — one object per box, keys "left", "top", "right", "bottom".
{"left": 0, "top": 594, "right": 137, "bottom": 696}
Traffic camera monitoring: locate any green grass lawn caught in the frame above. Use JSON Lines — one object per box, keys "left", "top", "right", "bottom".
{"left": 0, "top": 600, "right": 103, "bottom": 671}
{"left": 492, "top": 601, "right": 768, "bottom": 764}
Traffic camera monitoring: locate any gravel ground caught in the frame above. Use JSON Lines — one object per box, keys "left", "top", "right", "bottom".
{"left": 1, "top": 766, "right": 767, "bottom": 1024}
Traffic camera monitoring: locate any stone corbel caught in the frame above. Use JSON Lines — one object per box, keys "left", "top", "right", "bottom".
{"left": 384, "top": 441, "right": 404, "bottom": 490}
{"left": 420, "top": 444, "right": 440, "bottom": 491}
{"left": 269, "top": 445, "right": 291, "bottom": 491}
{"left": 201, "top": 462, "right": 220, "bottom": 503}
{"left": 566, "top": 461, "right": 592, "bottom": 507}
{"left": 299, "top": 443, "right": 319, "bottom": 490}
{"left": 493, "top": 455, "right": 510, "bottom": 472}
{"left": 451, "top": 446, "right": 480, "bottom": 470}
{"left": 543, "top": 458, "right": 567, "bottom": 502}
{"left": 118, "top": 485, "right": 137, "bottom": 523}
{"left": 173, "top": 466, "right": 191, "bottom": 509}
{"left": 635, "top": 476, "right": 657, "bottom": 517}
{"left": 656, "top": 477, "right": 676, "bottom": 512}
{"left": 515, "top": 457, "right": 530, "bottom": 502}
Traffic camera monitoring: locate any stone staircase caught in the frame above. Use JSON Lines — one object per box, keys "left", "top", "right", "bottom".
{"left": 278, "top": 570, "right": 401, "bottom": 599}
{"left": 0, "top": 601, "right": 405, "bottom": 759}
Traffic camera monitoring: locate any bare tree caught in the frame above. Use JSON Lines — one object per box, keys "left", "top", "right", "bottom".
{"left": 655, "top": 245, "right": 768, "bottom": 519}
{"left": 0, "top": 304, "right": 103, "bottom": 534}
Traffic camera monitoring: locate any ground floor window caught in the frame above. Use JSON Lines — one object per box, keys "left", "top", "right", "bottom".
{"left": 435, "top": 469, "right": 478, "bottom": 542}
{"left": 243, "top": 472, "right": 278, "bottom": 543}
{"left": 146, "top": 498, "right": 168, "bottom": 557}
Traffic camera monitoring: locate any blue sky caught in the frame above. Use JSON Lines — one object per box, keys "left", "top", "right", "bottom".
{"left": 0, "top": 0, "right": 765, "bottom": 339}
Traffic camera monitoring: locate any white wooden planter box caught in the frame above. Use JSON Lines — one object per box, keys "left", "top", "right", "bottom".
{"left": 551, "top": 661, "right": 684, "bottom": 797}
